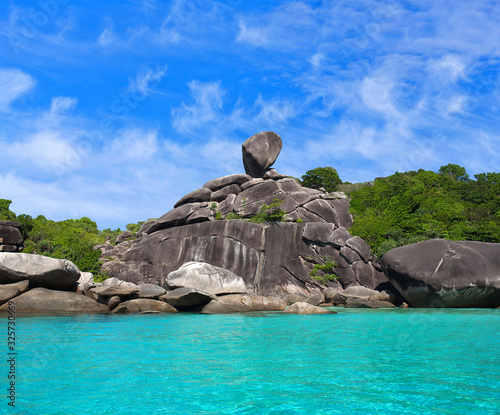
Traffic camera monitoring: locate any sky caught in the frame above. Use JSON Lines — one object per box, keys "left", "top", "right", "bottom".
{"left": 0, "top": 0, "right": 499, "bottom": 230}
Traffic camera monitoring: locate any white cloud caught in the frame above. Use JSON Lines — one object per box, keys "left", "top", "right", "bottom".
{"left": 236, "top": 21, "right": 269, "bottom": 47}
{"left": 360, "top": 76, "right": 400, "bottom": 118}
{"left": 253, "top": 95, "right": 298, "bottom": 126}
{"left": 103, "top": 128, "right": 159, "bottom": 163}
{"left": 172, "top": 81, "right": 225, "bottom": 133}
{"left": 50, "top": 97, "right": 78, "bottom": 115}
{"left": 128, "top": 64, "right": 168, "bottom": 95}
{"left": 0, "top": 68, "right": 35, "bottom": 111}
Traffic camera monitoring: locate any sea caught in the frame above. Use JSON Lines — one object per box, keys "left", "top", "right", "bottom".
{"left": 5, "top": 308, "right": 500, "bottom": 414}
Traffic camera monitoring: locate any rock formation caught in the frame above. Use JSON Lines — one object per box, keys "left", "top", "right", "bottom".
{"left": 0, "top": 221, "right": 24, "bottom": 252}
{"left": 381, "top": 239, "right": 500, "bottom": 308}
{"left": 96, "top": 131, "right": 390, "bottom": 299}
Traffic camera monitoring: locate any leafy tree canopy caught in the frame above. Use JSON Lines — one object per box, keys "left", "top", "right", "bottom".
{"left": 301, "top": 167, "right": 342, "bottom": 192}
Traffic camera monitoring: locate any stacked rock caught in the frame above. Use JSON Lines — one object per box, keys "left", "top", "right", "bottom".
{"left": 0, "top": 221, "right": 24, "bottom": 252}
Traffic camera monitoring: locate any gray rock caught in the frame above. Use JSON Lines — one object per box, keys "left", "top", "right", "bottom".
{"left": 112, "top": 299, "right": 177, "bottom": 314}
{"left": 303, "top": 293, "right": 325, "bottom": 306}
{"left": 77, "top": 272, "right": 94, "bottom": 285}
{"left": 242, "top": 131, "right": 283, "bottom": 178}
{"left": 327, "top": 199, "right": 353, "bottom": 229}
{"left": 107, "top": 296, "right": 121, "bottom": 310}
{"left": 0, "top": 253, "right": 80, "bottom": 290}
{"left": 241, "top": 178, "right": 264, "bottom": 191}
{"left": 262, "top": 168, "right": 287, "bottom": 180}
{"left": 283, "top": 302, "right": 336, "bottom": 314}
{"left": 0, "top": 225, "right": 23, "bottom": 245}
{"left": 282, "top": 293, "right": 306, "bottom": 306}
{"left": 0, "top": 221, "right": 21, "bottom": 228}
{"left": 116, "top": 231, "right": 134, "bottom": 244}
{"left": 0, "top": 287, "right": 110, "bottom": 314}
{"left": 90, "top": 284, "right": 140, "bottom": 297}
{"left": 0, "top": 245, "right": 19, "bottom": 252}
{"left": 201, "top": 294, "right": 286, "bottom": 313}
{"left": 137, "top": 220, "right": 156, "bottom": 237}
{"left": 203, "top": 174, "right": 252, "bottom": 191}
{"left": 352, "top": 261, "right": 388, "bottom": 289}
{"left": 146, "top": 203, "right": 201, "bottom": 234}
{"left": 167, "top": 262, "right": 247, "bottom": 295}
{"left": 218, "top": 194, "right": 236, "bottom": 216}
{"left": 185, "top": 208, "right": 214, "bottom": 225}
{"left": 345, "top": 298, "right": 396, "bottom": 308}
{"left": 211, "top": 184, "right": 241, "bottom": 202}
{"left": 324, "top": 286, "right": 342, "bottom": 303}
{"left": 161, "top": 287, "right": 216, "bottom": 308}
{"left": 302, "top": 199, "right": 338, "bottom": 223}
{"left": 381, "top": 239, "right": 500, "bottom": 308}
{"left": 138, "top": 284, "right": 167, "bottom": 299}
{"left": 340, "top": 246, "right": 361, "bottom": 264}
{"left": 302, "top": 223, "right": 335, "bottom": 244}
{"left": 0, "top": 280, "right": 30, "bottom": 305}
{"left": 174, "top": 188, "right": 212, "bottom": 208}
{"left": 346, "top": 236, "right": 371, "bottom": 263}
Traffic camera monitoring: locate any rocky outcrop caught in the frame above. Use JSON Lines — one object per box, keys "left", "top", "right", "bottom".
{"left": 381, "top": 239, "right": 500, "bottom": 308}
{"left": 166, "top": 262, "right": 247, "bottom": 294}
{"left": 242, "top": 131, "right": 283, "bottom": 178}
{"left": 0, "top": 287, "right": 110, "bottom": 314}
{"left": 161, "top": 287, "right": 216, "bottom": 310}
{"left": 94, "top": 131, "right": 390, "bottom": 299}
{"left": 0, "top": 253, "right": 80, "bottom": 289}
{"left": 0, "top": 221, "right": 24, "bottom": 252}
{"left": 201, "top": 294, "right": 286, "bottom": 314}
{"left": 283, "top": 302, "right": 336, "bottom": 314}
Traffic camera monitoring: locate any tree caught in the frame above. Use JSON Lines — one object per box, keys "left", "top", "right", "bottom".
{"left": 0, "top": 199, "right": 16, "bottom": 221}
{"left": 438, "top": 164, "right": 470, "bottom": 182}
{"left": 301, "top": 167, "right": 342, "bottom": 192}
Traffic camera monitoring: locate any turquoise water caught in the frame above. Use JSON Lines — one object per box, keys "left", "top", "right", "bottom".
{"left": 5, "top": 308, "right": 500, "bottom": 415}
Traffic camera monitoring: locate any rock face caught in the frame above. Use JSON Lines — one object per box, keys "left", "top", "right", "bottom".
{"left": 95, "top": 131, "right": 390, "bottom": 299}
{"left": 0, "top": 221, "right": 24, "bottom": 252}
{"left": 0, "top": 287, "right": 110, "bottom": 314}
{"left": 0, "top": 253, "right": 81, "bottom": 289}
{"left": 112, "top": 299, "right": 177, "bottom": 314}
{"left": 381, "top": 239, "right": 500, "bottom": 308}
{"left": 0, "top": 280, "right": 30, "bottom": 305}
{"left": 242, "top": 131, "right": 283, "bottom": 178}
{"left": 167, "top": 262, "right": 247, "bottom": 295}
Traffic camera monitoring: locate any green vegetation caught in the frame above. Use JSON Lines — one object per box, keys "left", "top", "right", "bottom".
{"left": 249, "top": 199, "right": 288, "bottom": 224}
{"left": 348, "top": 164, "right": 500, "bottom": 258}
{"left": 301, "top": 167, "right": 342, "bottom": 192}
{"left": 308, "top": 258, "right": 339, "bottom": 284}
{"left": 0, "top": 199, "right": 150, "bottom": 278}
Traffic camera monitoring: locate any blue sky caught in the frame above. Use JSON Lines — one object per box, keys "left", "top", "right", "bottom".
{"left": 1, "top": 0, "right": 499, "bottom": 230}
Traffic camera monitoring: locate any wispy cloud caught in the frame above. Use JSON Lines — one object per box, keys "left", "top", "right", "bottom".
{"left": 0, "top": 68, "right": 35, "bottom": 111}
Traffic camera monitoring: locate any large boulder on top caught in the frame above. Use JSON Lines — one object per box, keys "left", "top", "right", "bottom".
{"left": 381, "top": 239, "right": 500, "bottom": 308}
{"left": 0, "top": 225, "right": 23, "bottom": 245}
{"left": 242, "top": 131, "right": 283, "bottom": 178}
{"left": 0, "top": 287, "right": 110, "bottom": 314}
{"left": 0, "top": 253, "right": 80, "bottom": 289}
{"left": 167, "top": 261, "right": 247, "bottom": 295}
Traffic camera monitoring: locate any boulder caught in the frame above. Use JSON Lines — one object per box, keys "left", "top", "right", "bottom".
{"left": 161, "top": 287, "right": 216, "bottom": 309}
{"left": 0, "top": 287, "right": 110, "bottom": 314}
{"left": 113, "top": 299, "right": 177, "bottom": 314}
{"left": 346, "top": 236, "right": 371, "bottom": 263}
{"left": 146, "top": 203, "right": 201, "bottom": 234}
{"left": 0, "top": 253, "right": 80, "bottom": 289}
{"left": 202, "top": 294, "right": 286, "bottom": 314}
{"left": 138, "top": 284, "right": 167, "bottom": 299}
{"left": 352, "top": 261, "right": 388, "bottom": 289}
{"left": 0, "top": 225, "right": 23, "bottom": 245}
{"left": 174, "top": 188, "right": 212, "bottom": 208}
{"left": 116, "top": 231, "right": 134, "bottom": 244}
{"left": 185, "top": 208, "right": 213, "bottom": 225}
{"left": 0, "top": 221, "right": 21, "bottom": 228}
{"left": 282, "top": 293, "right": 306, "bottom": 306}
{"left": 303, "top": 293, "right": 325, "bottom": 306}
{"left": 211, "top": 184, "right": 241, "bottom": 202}
{"left": 381, "top": 239, "right": 500, "bottom": 308}
{"left": 77, "top": 272, "right": 94, "bottom": 286}
{"left": 107, "top": 296, "right": 121, "bottom": 310}
{"left": 345, "top": 298, "right": 396, "bottom": 308}
{"left": 167, "top": 262, "right": 247, "bottom": 295}
{"left": 302, "top": 223, "right": 335, "bottom": 244}
{"left": 90, "top": 284, "right": 140, "bottom": 297}
{"left": 242, "top": 131, "right": 283, "bottom": 178}
{"left": 0, "top": 245, "right": 19, "bottom": 252}
{"left": 203, "top": 174, "right": 252, "bottom": 191}
{"left": 0, "top": 280, "right": 30, "bottom": 305}
{"left": 283, "top": 302, "right": 336, "bottom": 314}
